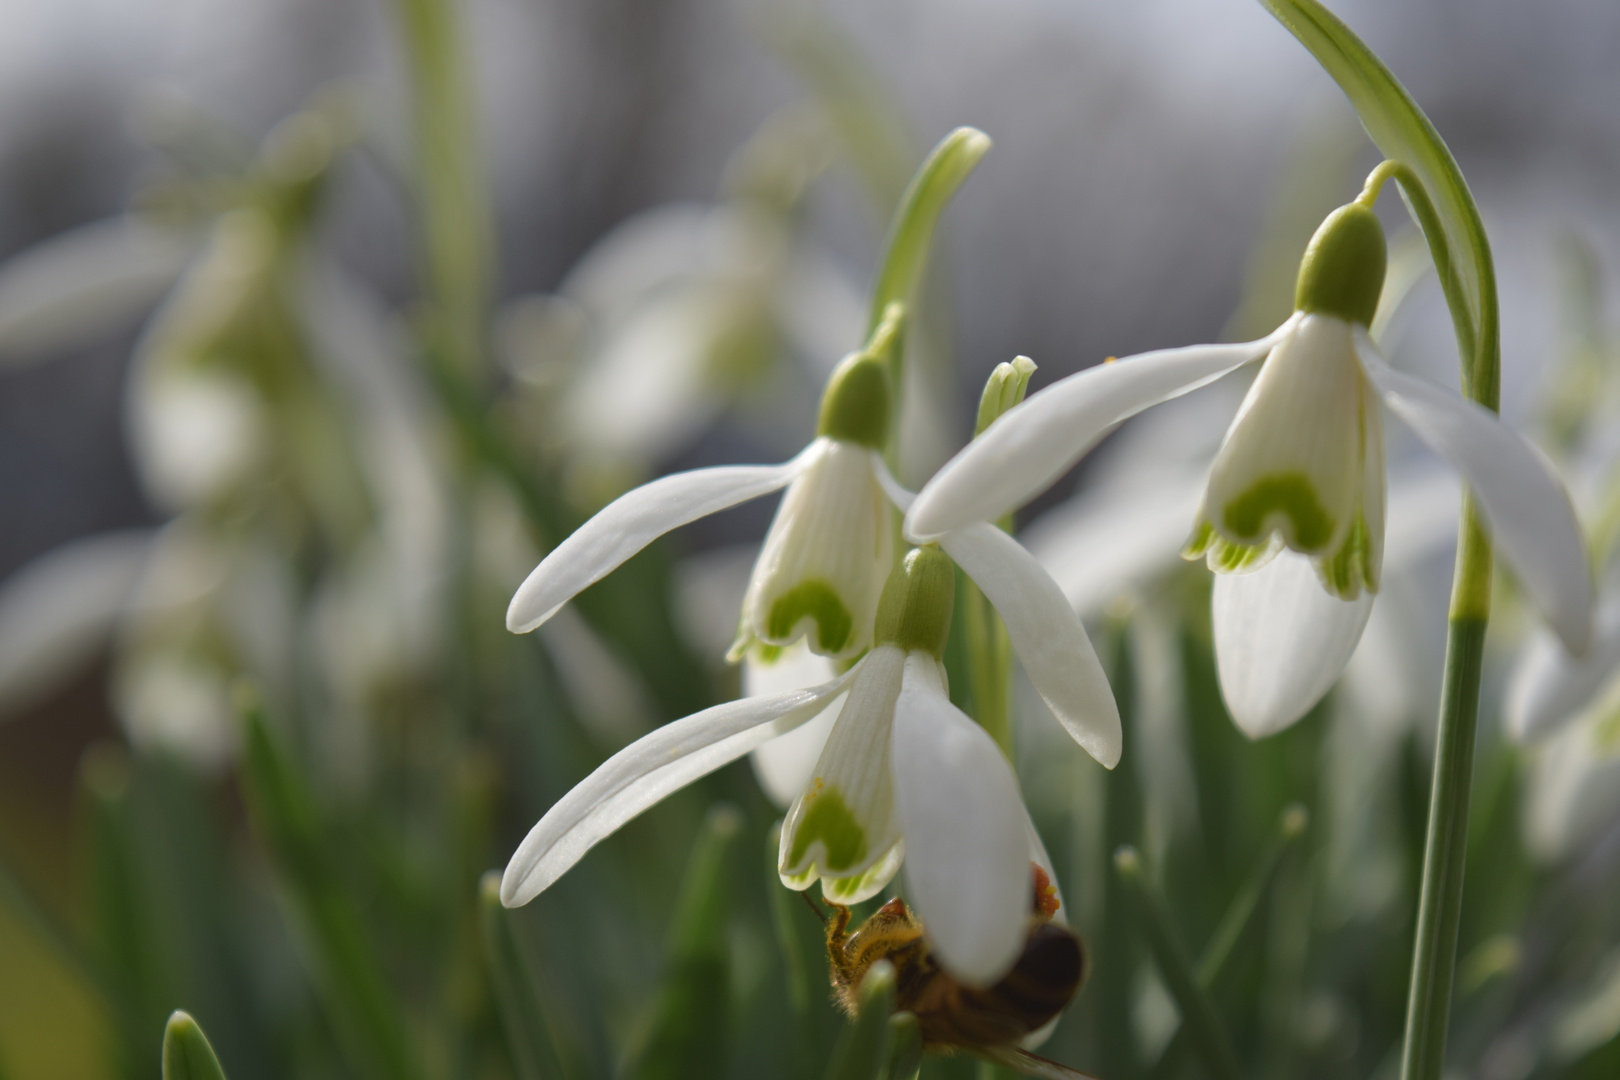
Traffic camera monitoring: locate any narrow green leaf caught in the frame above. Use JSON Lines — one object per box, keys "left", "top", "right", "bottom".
{"left": 162, "top": 1011, "right": 228, "bottom": 1080}
{"left": 626, "top": 805, "right": 743, "bottom": 1080}
{"left": 822, "top": 960, "right": 896, "bottom": 1080}
{"left": 1113, "top": 847, "right": 1241, "bottom": 1080}
{"left": 1259, "top": 0, "right": 1499, "bottom": 405}
{"left": 238, "top": 691, "right": 420, "bottom": 1080}
{"left": 479, "top": 872, "right": 565, "bottom": 1080}
{"left": 767, "top": 823, "right": 817, "bottom": 1079}
{"left": 886, "top": 1012, "right": 922, "bottom": 1080}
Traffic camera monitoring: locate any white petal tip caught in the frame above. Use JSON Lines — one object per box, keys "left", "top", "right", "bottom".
{"left": 498, "top": 866, "right": 531, "bottom": 908}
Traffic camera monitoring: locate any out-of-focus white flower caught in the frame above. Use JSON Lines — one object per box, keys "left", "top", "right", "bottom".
{"left": 501, "top": 545, "right": 1104, "bottom": 986}
{"left": 909, "top": 199, "right": 1591, "bottom": 737}
{"left": 1523, "top": 686, "right": 1620, "bottom": 862}
{"left": 0, "top": 530, "right": 159, "bottom": 719}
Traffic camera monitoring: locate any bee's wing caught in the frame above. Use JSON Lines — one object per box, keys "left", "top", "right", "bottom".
{"left": 976, "top": 1046, "right": 1102, "bottom": 1080}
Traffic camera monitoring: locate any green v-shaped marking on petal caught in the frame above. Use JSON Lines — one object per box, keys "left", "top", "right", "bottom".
{"left": 768, "top": 579, "right": 854, "bottom": 654}
{"left": 788, "top": 785, "right": 868, "bottom": 873}
{"left": 1222, "top": 471, "right": 1336, "bottom": 551}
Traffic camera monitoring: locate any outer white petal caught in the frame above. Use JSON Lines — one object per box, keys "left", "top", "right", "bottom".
{"left": 501, "top": 667, "right": 857, "bottom": 906}
{"left": 1021, "top": 466, "right": 1206, "bottom": 614}
{"left": 941, "top": 523, "right": 1121, "bottom": 768}
{"left": 780, "top": 645, "right": 907, "bottom": 898}
{"left": 506, "top": 448, "right": 810, "bottom": 633}
{"left": 743, "top": 642, "right": 845, "bottom": 808}
{"left": 1359, "top": 338, "right": 1592, "bottom": 654}
{"left": 1507, "top": 593, "right": 1620, "bottom": 743}
{"left": 0, "top": 530, "right": 157, "bottom": 718}
{"left": 905, "top": 323, "right": 1290, "bottom": 541}
{"left": 1213, "top": 549, "right": 1375, "bottom": 737}
{"left": 0, "top": 218, "right": 192, "bottom": 365}
{"left": 893, "top": 653, "right": 1029, "bottom": 987}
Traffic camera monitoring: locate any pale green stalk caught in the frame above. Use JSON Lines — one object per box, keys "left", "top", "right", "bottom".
{"left": 1257, "top": 6, "right": 1503, "bottom": 1079}
{"left": 162, "top": 1012, "right": 229, "bottom": 1080}
{"left": 392, "top": 0, "right": 492, "bottom": 376}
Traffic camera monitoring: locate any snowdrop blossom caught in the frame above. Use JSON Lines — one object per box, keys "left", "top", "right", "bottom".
{"left": 500, "top": 545, "right": 1118, "bottom": 985}
{"left": 908, "top": 196, "right": 1592, "bottom": 737}
{"left": 508, "top": 311, "right": 903, "bottom": 662}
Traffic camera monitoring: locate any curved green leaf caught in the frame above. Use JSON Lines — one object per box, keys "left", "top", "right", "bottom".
{"left": 1260, "top": 0, "right": 1499, "bottom": 407}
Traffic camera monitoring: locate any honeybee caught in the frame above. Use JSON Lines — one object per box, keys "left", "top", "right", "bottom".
{"left": 809, "top": 864, "right": 1099, "bottom": 1079}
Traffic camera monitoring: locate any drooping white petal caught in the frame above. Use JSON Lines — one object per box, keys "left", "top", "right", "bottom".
{"left": 1358, "top": 338, "right": 1593, "bottom": 654}
{"left": 940, "top": 523, "right": 1121, "bottom": 768}
{"left": 501, "top": 667, "right": 857, "bottom": 907}
{"left": 506, "top": 449, "right": 810, "bottom": 633}
{"left": 743, "top": 641, "right": 845, "bottom": 808}
{"left": 738, "top": 440, "right": 894, "bottom": 659}
{"left": 0, "top": 218, "right": 192, "bottom": 366}
{"left": 892, "top": 653, "right": 1029, "bottom": 986}
{"left": 1201, "top": 315, "right": 1364, "bottom": 557}
{"left": 905, "top": 323, "right": 1291, "bottom": 541}
{"left": 1021, "top": 466, "right": 1206, "bottom": 615}
{"left": 1213, "top": 549, "right": 1375, "bottom": 737}
{"left": 1507, "top": 593, "right": 1620, "bottom": 743}
{"left": 779, "top": 645, "right": 906, "bottom": 899}
{"left": 1524, "top": 703, "right": 1620, "bottom": 863}
{"left": 0, "top": 530, "right": 157, "bottom": 718}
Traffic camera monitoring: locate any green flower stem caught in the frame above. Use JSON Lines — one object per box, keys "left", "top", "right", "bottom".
{"left": 1114, "top": 847, "right": 1241, "bottom": 1080}
{"left": 392, "top": 0, "right": 491, "bottom": 377}
{"left": 239, "top": 693, "right": 421, "bottom": 1080}
{"left": 1402, "top": 506, "right": 1492, "bottom": 1080}
{"left": 1257, "top": 8, "right": 1505, "bottom": 1079}
{"left": 162, "top": 1011, "right": 229, "bottom": 1080}
{"left": 823, "top": 961, "right": 896, "bottom": 1080}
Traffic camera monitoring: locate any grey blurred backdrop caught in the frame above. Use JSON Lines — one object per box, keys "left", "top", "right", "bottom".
{"left": 4, "top": 0, "right": 1619, "bottom": 581}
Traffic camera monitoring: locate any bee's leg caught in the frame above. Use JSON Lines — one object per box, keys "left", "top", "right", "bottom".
{"left": 800, "top": 889, "right": 829, "bottom": 926}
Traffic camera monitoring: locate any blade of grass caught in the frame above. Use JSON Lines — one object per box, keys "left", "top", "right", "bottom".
{"left": 162, "top": 1011, "right": 229, "bottom": 1080}
{"left": 238, "top": 691, "right": 420, "bottom": 1080}
{"left": 822, "top": 961, "right": 896, "bottom": 1080}
{"left": 478, "top": 872, "right": 568, "bottom": 1080}
{"left": 625, "top": 805, "right": 743, "bottom": 1080}
{"left": 1114, "top": 847, "right": 1240, "bottom": 1080}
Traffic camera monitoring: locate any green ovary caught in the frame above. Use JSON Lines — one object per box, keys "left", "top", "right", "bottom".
{"left": 767, "top": 579, "right": 853, "bottom": 654}
{"left": 1222, "top": 472, "right": 1336, "bottom": 551}
{"left": 787, "top": 787, "right": 868, "bottom": 873}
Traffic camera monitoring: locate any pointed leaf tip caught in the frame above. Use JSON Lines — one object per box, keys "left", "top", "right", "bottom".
{"left": 163, "top": 1011, "right": 229, "bottom": 1080}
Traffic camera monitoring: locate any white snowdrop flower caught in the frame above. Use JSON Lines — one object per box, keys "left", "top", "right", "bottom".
{"left": 500, "top": 545, "right": 1118, "bottom": 987}
{"left": 507, "top": 311, "right": 904, "bottom": 662}
{"left": 908, "top": 198, "right": 1592, "bottom": 738}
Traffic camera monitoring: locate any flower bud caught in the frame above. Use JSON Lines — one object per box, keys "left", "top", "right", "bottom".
{"left": 1294, "top": 202, "right": 1387, "bottom": 328}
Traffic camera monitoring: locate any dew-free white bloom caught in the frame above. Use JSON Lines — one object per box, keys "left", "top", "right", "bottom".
{"left": 908, "top": 199, "right": 1592, "bottom": 737}
{"left": 500, "top": 544, "right": 1118, "bottom": 986}
{"left": 508, "top": 316, "right": 902, "bottom": 662}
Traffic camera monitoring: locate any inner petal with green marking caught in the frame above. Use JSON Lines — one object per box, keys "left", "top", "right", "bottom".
{"left": 767, "top": 579, "right": 854, "bottom": 655}
{"left": 787, "top": 783, "right": 868, "bottom": 873}
{"left": 1220, "top": 471, "right": 1336, "bottom": 552}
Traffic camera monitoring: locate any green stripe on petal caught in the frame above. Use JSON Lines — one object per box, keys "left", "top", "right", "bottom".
{"left": 786, "top": 784, "right": 868, "bottom": 871}
{"left": 820, "top": 843, "right": 905, "bottom": 905}
{"left": 768, "top": 579, "right": 854, "bottom": 655}
{"left": 1221, "top": 471, "right": 1336, "bottom": 550}
{"left": 1184, "top": 520, "right": 1282, "bottom": 575}
{"left": 1316, "top": 509, "right": 1378, "bottom": 600}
